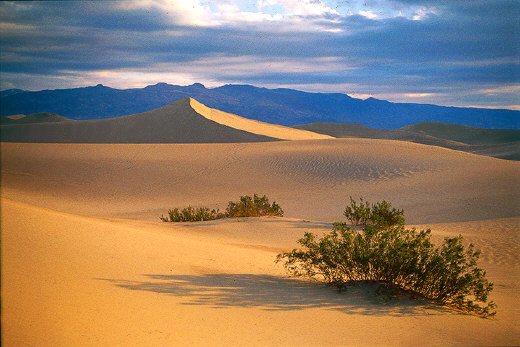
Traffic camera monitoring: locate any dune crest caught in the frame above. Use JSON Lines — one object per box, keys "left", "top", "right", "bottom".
{"left": 0, "top": 97, "right": 331, "bottom": 143}
{"left": 189, "top": 98, "right": 332, "bottom": 141}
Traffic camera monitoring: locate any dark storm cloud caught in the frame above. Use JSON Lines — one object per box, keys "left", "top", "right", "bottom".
{"left": 0, "top": 0, "right": 517, "bottom": 108}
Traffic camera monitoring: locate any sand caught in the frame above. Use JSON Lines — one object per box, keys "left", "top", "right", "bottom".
{"left": 190, "top": 98, "right": 332, "bottom": 141}
{"left": 0, "top": 98, "right": 330, "bottom": 143}
{"left": 2, "top": 137, "right": 519, "bottom": 346}
{"left": 294, "top": 122, "right": 520, "bottom": 160}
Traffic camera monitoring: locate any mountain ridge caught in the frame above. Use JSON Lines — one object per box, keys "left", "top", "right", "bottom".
{"left": 1, "top": 83, "right": 518, "bottom": 129}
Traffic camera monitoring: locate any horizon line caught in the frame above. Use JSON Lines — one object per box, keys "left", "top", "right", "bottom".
{"left": 2, "top": 82, "right": 519, "bottom": 112}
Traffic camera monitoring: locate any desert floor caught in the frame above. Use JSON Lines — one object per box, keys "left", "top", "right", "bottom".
{"left": 2, "top": 139, "right": 519, "bottom": 346}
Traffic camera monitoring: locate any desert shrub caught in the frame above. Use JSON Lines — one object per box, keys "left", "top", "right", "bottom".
{"left": 277, "top": 198, "right": 496, "bottom": 317}
{"left": 226, "top": 194, "right": 284, "bottom": 218}
{"left": 160, "top": 206, "right": 226, "bottom": 222}
{"left": 160, "top": 194, "right": 283, "bottom": 222}
{"left": 343, "top": 197, "right": 371, "bottom": 226}
{"left": 344, "top": 197, "right": 404, "bottom": 228}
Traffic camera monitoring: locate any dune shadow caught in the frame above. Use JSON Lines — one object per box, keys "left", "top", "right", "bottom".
{"left": 99, "top": 273, "right": 455, "bottom": 317}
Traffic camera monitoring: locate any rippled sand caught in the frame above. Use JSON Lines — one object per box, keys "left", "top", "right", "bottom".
{"left": 2, "top": 139, "right": 519, "bottom": 346}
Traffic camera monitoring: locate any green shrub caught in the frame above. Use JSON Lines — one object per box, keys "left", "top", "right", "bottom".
{"left": 277, "top": 198, "right": 496, "bottom": 317}
{"left": 343, "top": 197, "right": 371, "bottom": 226}
{"left": 160, "top": 206, "right": 226, "bottom": 222}
{"left": 160, "top": 194, "right": 283, "bottom": 222}
{"left": 344, "top": 197, "right": 404, "bottom": 228}
{"left": 226, "top": 194, "right": 284, "bottom": 218}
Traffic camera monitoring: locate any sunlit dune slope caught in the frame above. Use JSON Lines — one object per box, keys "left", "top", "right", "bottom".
{"left": 0, "top": 98, "right": 330, "bottom": 143}
{"left": 2, "top": 139, "right": 518, "bottom": 224}
{"left": 189, "top": 98, "right": 332, "bottom": 140}
{"left": 2, "top": 198, "right": 519, "bottom": 346}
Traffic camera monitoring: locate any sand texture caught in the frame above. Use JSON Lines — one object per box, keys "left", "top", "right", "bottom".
{"left": 2, "top": 137, "right": 519, "bottom": 346}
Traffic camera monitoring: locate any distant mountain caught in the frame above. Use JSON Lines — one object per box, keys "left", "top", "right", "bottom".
{"left": 1, "top": 83, "right": 518, "bottom": 129}
{"left": 294, "top": 122, "right": 520, "bottom": 161}
{"left": 0, "top": 98, "right": 328, "bottom": 143}
{"left": 0, "top": 112, "right": 71, "bottom": 125}
{"left": 0, "top": 89, "right": 26, "bottom": 97}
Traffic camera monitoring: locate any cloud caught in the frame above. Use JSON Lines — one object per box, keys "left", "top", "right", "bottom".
{"left": 411, "top": 7, "right": 436, "bottom": 20}
{"left": 116, "top": 0, "right": 217, "bottom": 26}
{"left": 262, "top": 0, "right": 339, "bottom": 16}
{"left": 477, "top": 85, "right": 520, "bottom": 95}
{"left": 404, "top": 93, "right": 436, "bottom": 98}
{"left": 0, "top": 0, "right": 518, "bottom": 109}
{"left": 358, "top": 10, "right": 378, "bottom": 19}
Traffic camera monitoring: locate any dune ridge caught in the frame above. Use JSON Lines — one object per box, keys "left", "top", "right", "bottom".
{"left": 0, "top": 98, "right": 330, "bottom": 143}
{"left": 189, "top": 98, "right": 332, "bottom": 141}
{"left": 294, "top": 121, "right": 520, "bottom": 160}
{"left": 0, "top": 112, "right": 71, "bottom": 125}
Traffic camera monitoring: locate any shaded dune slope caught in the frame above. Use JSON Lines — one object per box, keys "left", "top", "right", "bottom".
{"left": 0, "top": 112, "right": 71, "bottom": 125}
{"left": 294, "top": 122, "right": 520, "bottom": 160}
{"left": 401, "top": 122, "right": 520, "bottom": 145}
{"left": 0, "top": 98, "right": 330, "bottom": 143}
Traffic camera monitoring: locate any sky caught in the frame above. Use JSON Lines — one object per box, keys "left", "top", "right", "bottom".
{"left": 0, "top": 0, "right": 518, "bottom": 109}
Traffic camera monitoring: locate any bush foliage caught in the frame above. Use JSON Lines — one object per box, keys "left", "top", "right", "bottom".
{"left": 344, "top": 196, "right": 404, "bottom": 228}
{"left": 159, "top": 206, "right": 226, "bottom": 222}
{"left": 277, "top": 197, "right": 496, "bottom": 317}
{"left": 226, "top": 194, "right": 284, "bottom": 218}
{"left": 160, "top": 194, "right": 284, "bottom": 222}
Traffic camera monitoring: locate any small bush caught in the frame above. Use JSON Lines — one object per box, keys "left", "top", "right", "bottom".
{"left": 160, "top": 206, "right": 226, "bottom": 222}
{"left": 160, "top": 194, "right": 283, "bottom": 222}
{"left": 226, "top": 194, "right": 284, "bottom": 218}
{"left": 277, "top": 198, "right": 496, "bottom": 317}
{"left": 343, "top": 197, "right": 371, "bottom": 226}
{"left": 344, "top": 197, "right": 404, "bottom": 228}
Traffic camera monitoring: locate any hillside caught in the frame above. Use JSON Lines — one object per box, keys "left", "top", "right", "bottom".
{"left": 401, "top": 122, "right": 520, "bottom": 145}
{"left": 294, "top": 122, "right": 520, "bottom": 160}
{"left": 0, "top": 112, "right": 71, "bottom": 125}
{"left": 0, "top": 98, "right": 329, "bottom": 143}
{"left": 1, "top": 83, "right": 518, "bottom": 129}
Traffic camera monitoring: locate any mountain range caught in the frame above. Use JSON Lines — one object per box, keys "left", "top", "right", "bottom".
{"left": 1, "top": 83, "right": 518, "bottom": 129}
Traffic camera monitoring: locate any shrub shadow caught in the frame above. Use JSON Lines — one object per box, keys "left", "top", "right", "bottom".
{"left": 99, "top": 273, "right": 455, "bottom": 317}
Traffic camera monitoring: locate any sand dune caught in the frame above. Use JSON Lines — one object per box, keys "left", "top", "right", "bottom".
{"left": 2, "top": 198, "right": 519, "bottom": 346}
{"left": 294, "top": 121, "right": 520, "bottom": 160}
{"left": 190, "top": 98, "right": 332, "bottom": 141}
{"left": 0, "top": 112, "right": 71, "bottom": 125}
{"left": 2, "top": 139, "right": 518, "bottom": 223}
{"left": 2, "top": 137, "right": 519, "bottom": 346}
{"left": 0, "top": 98, "right": 330, "bottom": 143}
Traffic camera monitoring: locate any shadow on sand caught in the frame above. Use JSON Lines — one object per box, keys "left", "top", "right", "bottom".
{"left": 99, "top": 273, "right": 455, "bottom": 317}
